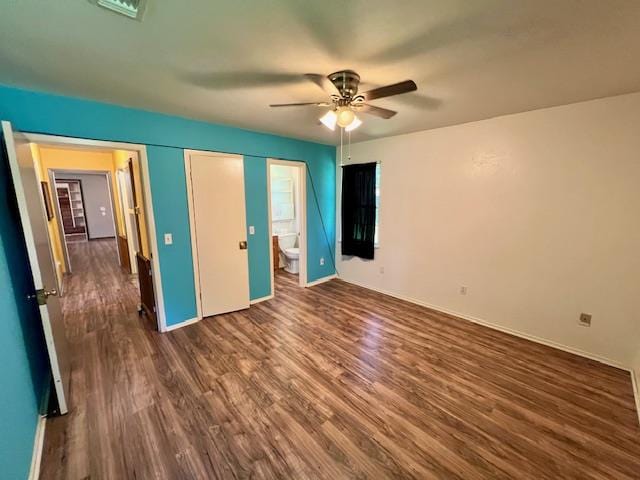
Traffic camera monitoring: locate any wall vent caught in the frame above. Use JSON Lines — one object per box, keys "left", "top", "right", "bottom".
{"left": 96, "top": 0, "right": 147, "bottom": 20}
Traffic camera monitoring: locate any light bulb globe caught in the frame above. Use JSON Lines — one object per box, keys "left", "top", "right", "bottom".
{"left": 336, "top": 107, "right": 355, "bottom": 128}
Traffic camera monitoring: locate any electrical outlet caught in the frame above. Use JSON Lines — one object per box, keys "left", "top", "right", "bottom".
{"left": 379, "top": 266, "right": 385, "bottom": 274}
{"left": 164, "top": 233, "right": 173, "bottom": 245}
{"left": 249, "top": 226, "right": 255, "bottom": 235}
{"left": 578, "top": 313, "right": 592, "bottom": 327}
{"left": 460, "top": 286, "right": 468, "bottom": 295}
{"left": 320, "top": 257, "right": 325, "bottom": 266}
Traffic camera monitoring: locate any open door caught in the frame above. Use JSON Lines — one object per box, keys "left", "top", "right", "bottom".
{"left": 128, "top": 157, "right": 157, "bottom": 326}
{"left": 2, "top": 121, "right": 71, "bottom": 414}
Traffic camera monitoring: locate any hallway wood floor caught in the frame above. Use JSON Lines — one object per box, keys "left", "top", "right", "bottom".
{"left": 40, "top": 240, "right": 640, "bottom": 479}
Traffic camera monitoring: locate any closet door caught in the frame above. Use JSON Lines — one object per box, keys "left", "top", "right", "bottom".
{"left": 187, "top": 152, "right": 249, "bottom": 317}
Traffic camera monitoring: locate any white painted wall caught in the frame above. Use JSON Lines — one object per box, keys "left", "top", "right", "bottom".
{"left": 270, "top": 164, "right": 299, "bottom": 237}
{"left": 337, "top": 92, "right": 640, "bottom": 367}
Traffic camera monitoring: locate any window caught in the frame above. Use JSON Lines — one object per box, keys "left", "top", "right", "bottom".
{"left": 374, "top": 163, "right": 381, "bottom": 245}
{"left": 338, "top": 162, "right": 381, "bottom": 248}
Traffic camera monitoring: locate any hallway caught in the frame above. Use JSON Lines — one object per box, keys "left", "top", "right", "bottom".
{"left": 60, "top": 239, "right": 144, "bottom": 342}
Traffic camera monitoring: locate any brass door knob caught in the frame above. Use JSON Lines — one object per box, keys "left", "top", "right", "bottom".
{"left": 28, "top": 288, "right": 59, "bottom": 305}
{"left": 239, "top": 241, "right": 248, "bottom": 250}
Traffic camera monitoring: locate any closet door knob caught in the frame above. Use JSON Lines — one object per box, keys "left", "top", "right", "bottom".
{"left": 239, "top": 241, "right": 248, "bottom": 250}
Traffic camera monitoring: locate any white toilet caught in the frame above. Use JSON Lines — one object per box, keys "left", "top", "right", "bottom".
{"left": 278, "top": 232, "right": 299, "bottom": 274}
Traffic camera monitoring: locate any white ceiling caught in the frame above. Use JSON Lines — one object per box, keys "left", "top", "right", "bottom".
{"left": 1, "top": 0, "right": 640, "bottom": 145}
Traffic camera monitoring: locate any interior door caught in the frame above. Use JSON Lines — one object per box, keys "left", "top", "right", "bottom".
{"left": 2, "top": 121, "right": 71, "bottom": 414}
{"left": 117, "top": 168, "right": 138, "bottom": 273}
{"left": 127, "top": 158, "right": 144, "bottom": 252}
{"left": 189, "top": 152, "right": 250, "bottom": 317}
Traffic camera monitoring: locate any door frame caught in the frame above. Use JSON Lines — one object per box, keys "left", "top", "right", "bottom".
{"left": 184, "top": 149, "right": 249, "bottom": 322}
{"left": 52, "top": 169, "right": 119, "bottom": 254}
{"left": 14, "top": 132, "right": 167, "bottom": 332}
{"left": 267, "top": 158, "right": 308, "bottom": 292}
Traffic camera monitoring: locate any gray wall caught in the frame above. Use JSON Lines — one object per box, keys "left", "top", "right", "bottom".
{"left": 57, "top": 173, "right": 116, "bottom": 239}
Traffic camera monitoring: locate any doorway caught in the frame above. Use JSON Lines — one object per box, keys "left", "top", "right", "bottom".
{"left": 50, "top": 169, "right": 120, "bottom": 270}
{"left": 2, "top": 122, "right": 164, "bottom": 415}
{"left": 267, "top": 159, "right": 307, "bottom": 292}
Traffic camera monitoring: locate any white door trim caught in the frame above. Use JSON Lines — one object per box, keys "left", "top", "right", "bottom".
{"left": 184, "top": 150, "right": 202, "bottom": 322}
{"left": 184, "top": 149, "right": 245, "bottom": 322}
{"left": 267, "top": 158, "right": 308, "bottom": 291}
{"left": 13, "top": 132, "right": 166, "bottom": 332}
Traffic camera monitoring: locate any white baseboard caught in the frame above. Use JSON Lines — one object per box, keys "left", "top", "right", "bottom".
{"left": 250, "top": 294, "right": 274, "bottom": 305}
{"left": 338, "top": 278, "right": 628, "bottom": 371}
{"left": 632, "top": 369, "right": 640, "bottom": 426}
{"left": 163, "top": 316, "right": 200, "bottom": 332}
{"left": 28, "top": 415, "right": 46, "bottom": 480}
{"left": 305, "top": 274, "right": 337, "bottom": 288}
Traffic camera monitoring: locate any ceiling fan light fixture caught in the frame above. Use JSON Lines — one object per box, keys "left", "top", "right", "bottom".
{"left": 345, "top": 115, "right": 362, "bottom": 132}
{"left": 336, "top": 107, "right": 356, "bottom": 128}
{"left": 319, "top": 110, "right": 337, "bottom": 131}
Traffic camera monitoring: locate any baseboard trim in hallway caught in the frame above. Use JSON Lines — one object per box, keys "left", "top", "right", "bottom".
{"left": 338, "top": 278, "right": 629, "bottom": 371}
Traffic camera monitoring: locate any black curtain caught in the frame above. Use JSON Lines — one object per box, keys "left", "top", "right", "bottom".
{"left": 341, "top": 162, "right": 376, "bottom": 259}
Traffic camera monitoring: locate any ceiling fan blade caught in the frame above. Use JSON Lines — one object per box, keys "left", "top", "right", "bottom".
{"left": 357, "top": 104, "right": 397, "bottom": 119}
{"left": 270, "top": 102, "right": 331, "bottom": 107}
{"left": 184, "top": 71, "right": 304, "bottom": 90}
{"left": 304, "top": 73, "right": 341, "bottom": 97}
{"left": 359, "top": 80, "right": 417, "bottom": 101}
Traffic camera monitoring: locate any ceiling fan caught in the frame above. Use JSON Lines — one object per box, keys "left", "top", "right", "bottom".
{"left": 269, "top": 70, "right": 417, "bottom": 132}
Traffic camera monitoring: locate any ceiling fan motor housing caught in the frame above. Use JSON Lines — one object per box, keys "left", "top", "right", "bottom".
{"left": 329, "top": 70, "right": 361, "bottom": 101}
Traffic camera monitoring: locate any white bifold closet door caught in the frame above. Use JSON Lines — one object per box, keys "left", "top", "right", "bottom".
{"left": 188, "top": 152, "right": 250, "bottom": 317}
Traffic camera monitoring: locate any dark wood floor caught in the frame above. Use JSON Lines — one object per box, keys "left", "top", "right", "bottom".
{"left": 40, "top": 240, "right": 640, "bottom": 479}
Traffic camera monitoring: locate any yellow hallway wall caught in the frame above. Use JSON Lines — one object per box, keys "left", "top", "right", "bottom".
{"left": 30, "top": 144, "right": 66, "bottom": 288}
{"left": 39, "top": 146, "right": 124, "bottom": 236}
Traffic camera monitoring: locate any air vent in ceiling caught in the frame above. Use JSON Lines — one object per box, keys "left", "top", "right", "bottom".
{"left": 96, "top": 0, "right": 147, "bottom": 20}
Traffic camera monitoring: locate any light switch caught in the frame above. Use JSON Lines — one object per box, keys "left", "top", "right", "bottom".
{"left": 249, "top": 226, "right": 255, "bottom": 235}
{"left": 164, "top": 233, "right": 173, "bottom": 245}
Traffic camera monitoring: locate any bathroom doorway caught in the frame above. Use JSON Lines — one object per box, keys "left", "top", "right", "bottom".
{"left": 267, "top": 159, "right": 307, "bottom": 292}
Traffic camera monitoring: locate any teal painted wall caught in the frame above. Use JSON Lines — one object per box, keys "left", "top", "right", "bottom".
{"left": 0, "top": 142, "right": 50, "bottom": 480}
{"left": 0, "top": 84, "right": 336, "bottom": 326}
{"left": 244, "top": 156, "right": 271, "bottom": 300}
{"left": 0, "top": 83, "right": 335, "bottom": 477}
{"left": 145, "top": 146, "right": 198, "bottom": 323}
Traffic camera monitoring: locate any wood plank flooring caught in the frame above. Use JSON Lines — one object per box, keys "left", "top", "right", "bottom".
{"left": 40, "top": 239, "right": 640, "bottom": 479}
